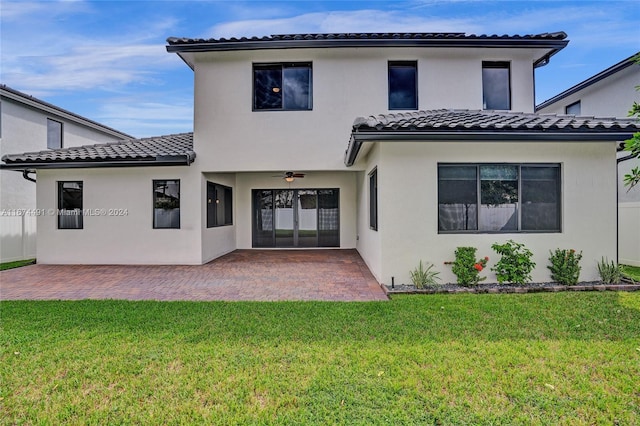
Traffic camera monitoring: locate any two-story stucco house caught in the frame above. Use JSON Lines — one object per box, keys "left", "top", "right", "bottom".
{"left": 536, "top": 53, "right": 640, "bottom": 266}
{"left": 0, "top": 85, "right": 132, "bottom": 262}
{"left": 2, "top": 32, "right": 639, "bottom": 285}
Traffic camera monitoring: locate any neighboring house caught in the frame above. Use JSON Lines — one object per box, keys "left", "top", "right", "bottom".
{"left": 0, "top": 85, "right": 132, "bottom": 262}
{"left": 2, "top": 32, "right": 639, "bottom": 285}
{"left": 537, "top": 54, "right": 640, "bottom": 266}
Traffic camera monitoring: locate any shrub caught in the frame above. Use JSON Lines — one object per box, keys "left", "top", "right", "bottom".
{"left": 548, "top": 249, "right": 582, "bottom": 285}
{"left": 449, "top": 247, "right": 488, "bottom": 286}
{"left": 410, "top": 260, "right": 441, "bottom": 289}
{"left": 490, "top": 240, "right": 536, "bottom": 285}
{"left": 597, "top": 257, "right": 622, "bottom": 284}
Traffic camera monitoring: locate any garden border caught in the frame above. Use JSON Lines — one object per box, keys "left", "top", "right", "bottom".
{"left": 382, "top": 279, "right": 640, "bottom": 295}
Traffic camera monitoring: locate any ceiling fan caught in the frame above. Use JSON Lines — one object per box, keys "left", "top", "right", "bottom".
{"left": 272, "top": 171, "right": 305, "bottom": 182}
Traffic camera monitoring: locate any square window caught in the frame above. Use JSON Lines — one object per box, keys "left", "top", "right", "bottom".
{"left": 565, "top": 100, "right": 581, "bottom": 115}
{"left": 153, "top": 180, "right": 180, "bottom": 229}
{"left": 58, "top": 181, "right": 83, "bottom": 229}
{"left": 253, "top": 63, "right": 312, "bottom": 110}
{"left": 389, "top": 61, "right": 418, "bottom": 110}
{"left": 482, "top": 62, "right": 511, "bottom": 110}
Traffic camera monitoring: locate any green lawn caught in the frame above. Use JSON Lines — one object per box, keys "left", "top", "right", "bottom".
{"left": 2, "top": 293, "right": 639, "bottom": 425}
{"left": 0, "top": 259, "right": 35, "bottom": 271}
{"left": 622, "top": 264, "right": 640, "bottom": 282}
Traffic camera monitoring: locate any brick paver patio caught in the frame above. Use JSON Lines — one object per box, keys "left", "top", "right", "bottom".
{"left": 0, "top": 249, "right": 388, "bottom": 302}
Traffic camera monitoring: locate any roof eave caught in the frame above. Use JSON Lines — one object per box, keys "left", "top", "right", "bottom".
{"left": 167, "top": 38, "right": 569, "bottom": 54}
{"left": 344, "top": 131, "right": 630, "bottom": 166}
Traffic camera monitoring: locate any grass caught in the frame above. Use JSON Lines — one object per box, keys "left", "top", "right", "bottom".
{"left": 2, "top": 293, "right": 639, "bottom": 424}
{"left": 0, "top": 259, "right": 35, "bottom": 271}
{"left": 622, "top": 264, "right": 640, "bottom": 282}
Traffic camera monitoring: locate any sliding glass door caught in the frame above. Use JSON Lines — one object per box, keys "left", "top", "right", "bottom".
{"left": 252, "top": 189, "right": 339, "bottom": 247}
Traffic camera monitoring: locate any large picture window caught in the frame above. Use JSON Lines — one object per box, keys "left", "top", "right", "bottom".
{"left": 482, "top": 62, "right": 511, "bottom": 110}
{"left": 153, "top": 180, "right": 180, "bottom": 229}
{"left": 207, "top": 182, "right": 233, "bottom": 227}
{"left": 388, "top": 61, "right": 418, "bottom": 110}
{"left": 253, "top": 62, "right": 312, "bottom": 110}
{"left": 58, "top": 181, "right": 83, "bottom": 229}
{"left": 438, "top": 164, "right": 560, "bottom": 233}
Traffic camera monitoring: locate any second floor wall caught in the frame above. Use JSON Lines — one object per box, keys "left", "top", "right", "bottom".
{"left": 191, "top": 46, "right": 542, "bottom": 171}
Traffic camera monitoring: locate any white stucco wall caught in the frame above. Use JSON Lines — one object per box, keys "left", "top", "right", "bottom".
{"left": 201, "top": 172, "right": 237, "bottom": 263}
{"left": 191, "top": 47, "right": 540, "bottom": 173}
{"left": 355, "top": 141, "right": 618, "bottom": 285}
{"left": 1, "top": 95, "right": 130, "bottom": 262}
{"left": 35, "top": 166, "right": 202, "bottom": 264}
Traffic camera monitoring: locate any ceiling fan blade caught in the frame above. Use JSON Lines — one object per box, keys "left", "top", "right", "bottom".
{"left": 292, "top": 173, "right": 305, "bottom": 178}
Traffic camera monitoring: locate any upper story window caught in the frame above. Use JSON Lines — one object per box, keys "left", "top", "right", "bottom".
{"left": 388, "top": 61, "right": 418, "bottom": 110}
{"left": 438, "top": 164, "right": 561, "bottom": 233}
{"left": 47, "top": 118, "right": 63, "bottom": 149}
{"left": 565, "top": 100, "right": 581, "bottom": 115}
{"left": 58, "top": 181, "right": 83, "bottom": 229}
{"left": 482, "top": 62, "right": 511, "bottom": 110}
{"left": 253, "top": 62, "right": 312, "bottom": 111}
{"left": 153, "top": 180, "right": 180, "bottom": 229}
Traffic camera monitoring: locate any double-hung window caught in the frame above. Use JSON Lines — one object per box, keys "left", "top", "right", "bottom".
{"left": 388, "top": 61, "right": 418, "bottom": 110}
{"left": 253, "top": 62, "right": 312, "bottom": 110}
{"left": 207, "top": 182, "right": 233, "bottom": 227}
{"left": 58, "top": 181, "right": 83, "bottom": 229}
{"left": 438, "top": 164, "right": 561, "bottom": 233}
{"left": 482, "top": 62, "right": 511, "bottom": 110}
{"left": 153, "top": 180, "right": 180, "bottom": 229}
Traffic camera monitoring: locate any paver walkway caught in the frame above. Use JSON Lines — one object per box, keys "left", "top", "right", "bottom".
{"left": 0, "top": 249, "right": 388, "bottom": 302}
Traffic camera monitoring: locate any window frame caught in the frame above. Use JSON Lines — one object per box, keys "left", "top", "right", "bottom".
{"left": 438, "top": 163, "right": 561, "bottom": 234}
{"left": 565, "top": 100, "right": 581, "bottom": 115}
{"left": 388, "top": 60, "right": 418, "bottom": 110}
{"left": 47, "top": 118, "right": 63, "bottom": 149}
{"left": 252, "top": 62, "right": 313, "bottom": 111}
{"left": 369, "top": 168, "right": 378, "bottom": 231}
{"left": 153, "top": 179, "right": 181, "bottom": 229}
{"left": 57, "top": 181, "right": 83, "bottom": 230}
{"left": 482, "top": 61, "right": 511, "bottom": 110}
{"left": 207, "top": 181, "right": 233, "bottom": 228}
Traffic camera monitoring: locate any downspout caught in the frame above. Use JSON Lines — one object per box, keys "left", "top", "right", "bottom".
{"left": 22, "top": 170, "right": 36, "bottom": 183}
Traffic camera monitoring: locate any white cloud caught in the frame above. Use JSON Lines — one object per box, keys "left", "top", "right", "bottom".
{"left": 97, "top": 100, "right": 193, "bottom": 137}
{"left": 208, "top": 10, "right": 483, "bottom": 38}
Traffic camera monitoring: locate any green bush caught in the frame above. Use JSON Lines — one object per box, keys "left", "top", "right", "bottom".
{"left": 410, "top": 260, "right": 441, "bottom": 289}
{"left": 450, "top": 247, "right": 488, "bottom": 286}
{"left": 548, "top": 249, "right": 582, "bottom": 285}
{"left": 490, "top": 240, "right": 536, "bottom": 285}
{"left": 597, "top": 257, "right": 622, "bottom": 284}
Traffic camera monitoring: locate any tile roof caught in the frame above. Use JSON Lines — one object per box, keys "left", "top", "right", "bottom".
{"left": 1, "top": 132, "right": 195, "bottom": 169}
{"left": 346, "top": 109, "right": 640, "bottom": 166}
{"left": 167, "top": 31, "right": 567, "bottom": 47}
{"left": 353, "top": 109, "right": 640, "bottom": 133}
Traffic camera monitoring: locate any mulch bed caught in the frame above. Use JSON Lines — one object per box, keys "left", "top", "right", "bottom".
{"left": 383, "top": 278, "right": 640, "bottom": 295}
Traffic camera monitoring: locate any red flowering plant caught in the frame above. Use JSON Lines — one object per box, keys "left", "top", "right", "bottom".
{"left": 447, "top": 247, "right": 489, "bottom": 286}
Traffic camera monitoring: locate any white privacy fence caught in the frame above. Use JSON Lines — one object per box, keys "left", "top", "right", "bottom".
{"left": 619, "top": 202, "right": 640, "bottom": 267}
{"left": 0, "top": 213, "right": 37, "bottom": 262}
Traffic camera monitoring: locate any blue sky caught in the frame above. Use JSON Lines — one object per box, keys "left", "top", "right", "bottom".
{"left": 1, "top": 0, "right": 638, "bottom": 138}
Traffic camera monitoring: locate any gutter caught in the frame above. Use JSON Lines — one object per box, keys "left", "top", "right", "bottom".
{"left": 0, "top": 152, "right": 196, "bottom": 171}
